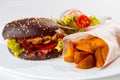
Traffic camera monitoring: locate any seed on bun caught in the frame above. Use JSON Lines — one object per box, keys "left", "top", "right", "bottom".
{"left": 2, "top": 17, "right": 64, "bottom": 60}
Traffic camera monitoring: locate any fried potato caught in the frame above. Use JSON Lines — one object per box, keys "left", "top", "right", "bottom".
{"left": 101, "top": 45, "right": 109, "bottom": 62}
{"left": 74, "top": 39, "right": 91, "bottom": 45}
{"left": 64, "top": 34, "right": 109, "bottom": 69}
{"left": 74, "top": 35, "right": 95, "bottom": 45}
{"left": 90, "top": 38, "right": 107, "bottom": 51}
{"left": 95, "top": 48, "right": 104, "bottom": 68}
{"left": 76, "top": 43, "right": 93, "bottom": 53}
{"left": 74, "top": 51, "right": 88, "bottom": 64}
{"left": 64, "top": 41, "right": 74, "bottom": 62}
{"left": 76, "top": 55, "right": 95, "bottom": 69}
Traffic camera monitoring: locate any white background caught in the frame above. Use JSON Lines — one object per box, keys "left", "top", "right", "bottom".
{"left": 0, "top": 0, "right": 120, "bottom": 80}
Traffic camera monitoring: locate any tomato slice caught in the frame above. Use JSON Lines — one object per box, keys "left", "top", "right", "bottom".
{"left": 34, "top": 43, "right": 57, "bottom": 50}
{"left": 76, "top": 15, "right": 91, "bottom": 28}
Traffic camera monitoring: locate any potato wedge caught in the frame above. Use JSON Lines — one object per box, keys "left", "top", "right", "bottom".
{"left": 64, "top": 41, "right": 74, "bottom": 62}
{"left": 74, "top": 51, "right": 88, "bottom": 64}
{"left": 64, "top": 34, "right": 109, "bottom": 69}
{"left": 76, "top": 55, "right": 95, "bottom": 69}
{"left": 74, "top": 39, "right": 91, "bottom": 45}
{"left": 74, "top": 35, "right": 95, "bottom": 45}
{"left": 90, "top": 38, "right": 107, "bottom": 51}
{"left": 76, "top": 43, "right": 93, "bottom": 53}
{"left": 101, "top": 45, "right": 109, "bottom": 62}
{"left": 95, "top": 48, "right": 104, "bottom": 68}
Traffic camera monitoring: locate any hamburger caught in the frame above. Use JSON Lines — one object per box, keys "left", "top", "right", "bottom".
{"left": 2, "top": 18, "right": 64, "bottom": 60}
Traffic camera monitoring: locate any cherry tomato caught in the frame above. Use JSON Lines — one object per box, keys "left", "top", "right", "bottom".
{"left": 76, "top": 15, "right": 91, "bottom": 28}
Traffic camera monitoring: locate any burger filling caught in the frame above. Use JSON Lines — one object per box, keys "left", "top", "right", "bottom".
{"left": 7, "top": 33, "right": 63, "bottom": 59}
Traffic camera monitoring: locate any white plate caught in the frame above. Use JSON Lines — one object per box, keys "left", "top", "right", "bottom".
{"left": 1, "top": 0, "right": 120, "bottom": 80}
{"left": 1, "top": 43, "right": 120, "bottom": 80}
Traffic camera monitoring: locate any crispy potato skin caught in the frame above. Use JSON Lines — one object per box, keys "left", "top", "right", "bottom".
{"left": 76, "top": 43, "right": 93, "bottom": 53}
{"left": 76, "top": 55, "right": 95, "bottom": 69}
{"left": 64, "top": 41, "right": 74, "bottom": 62}
{"left": 74, "top": 51, "right": 88, "bottom": 64}
{"left": 90, "top": 38, "right": 107, "bottom": 51}
{"left": 101, "top": 46, "right": 109, "bottom": 62}
{"left": 64, "top": 35, "right": 109, "bottom": 69}
{"left": 95, "top": 48, "right": 104, "bottom": 68}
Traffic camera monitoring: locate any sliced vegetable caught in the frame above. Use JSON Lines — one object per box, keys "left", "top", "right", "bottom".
{"left": 34, "top": 43, "right": 57, "bottom": 50}
{"left": 76, "top": 15, "right": 91, "bottom": 28}
{"left": 89, "top": 16, "right": 100, "bottom": 26}
{"left": 56, "top": 14, "right": 77, "bottom": 28}
{"left": 56, "top": 9, "right": 100, "bottom": 34}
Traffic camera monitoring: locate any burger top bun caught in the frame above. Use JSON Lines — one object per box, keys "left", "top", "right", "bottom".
{"left": 2, "top": 18, "right": 59, "bottom": 39}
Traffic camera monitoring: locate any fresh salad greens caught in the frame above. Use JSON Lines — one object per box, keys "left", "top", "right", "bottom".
{"left": 55, "top": 39, "right": 63, "bottom": 52}
{"left": 89, "top": 16, "right": 100, "bottom": 26}
{"left": 7, "top": 39, "right": 24, "bottom": 57}
{"left": 56, "top": 10, "right": 100, "bottom": 34}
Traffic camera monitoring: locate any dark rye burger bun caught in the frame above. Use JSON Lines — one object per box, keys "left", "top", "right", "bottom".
{"left": 2, "top": 18, "right": 64, "bottom": 60}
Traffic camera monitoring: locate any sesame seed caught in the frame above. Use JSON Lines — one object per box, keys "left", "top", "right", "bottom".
{"left": 39, "top": 25, "right": 41, "bottom": 27}
{"left": 23, "top": 28, "right": 25, "bottom": 31}
{"left": 27, "top": 22, "right": 30, "bottom": 25}
{"left": 48, "top": 25, "right": 50, "bottom": 27}
{"left": 22, "top": 24, "right": 26, "bottom": 28}
{"left": 29, "top": 21, "right": 32, "bottom": 23}
{"left": 18, "top": 22, "right": 21, "bottom": 25}
{"left": 41, "top": 34, "right": 43, "bottom": 36}
{"left": 37, "top": 21, "right": 40, "bottom": 24}
{"left": 25, "top": 31, "right": 28, "bottom": 35}
{"left": 25, "top": 25, "right": 28, "bottom": 29}
{"left": 43, "top": 28, "right": 46, "bottom": 30}
{"left": 45, "top": 27, "right": 49, "bottom": 29}
{"left": 13, "top": 24, "right": 16, "bottom": 27}
{"left": 7, "top": 34, "right": 9, "bottom": 37}
{"left": 27, "top": 30, "right": 29, "bottom": 32}
{"left": 33, "top": 23, "right": 36, "bottom": 25}
{"left": 32, "top": 19, "right": 35, "bottom": 23}
{"left": 20, "top": 24, "right": 22, "bottom": 27}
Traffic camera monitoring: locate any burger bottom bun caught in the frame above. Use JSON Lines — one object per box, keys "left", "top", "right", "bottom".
{"left": 8, "top": 48, "right": 62, "bottom": 60}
